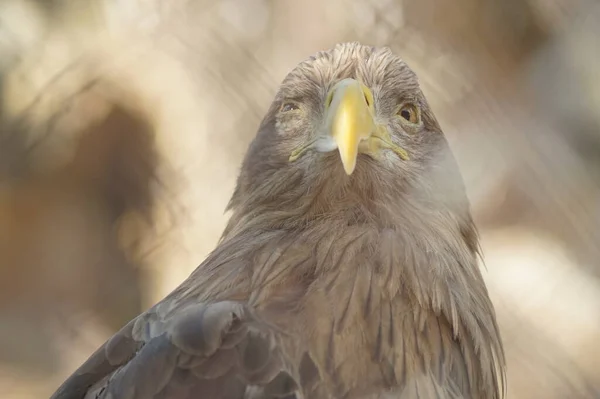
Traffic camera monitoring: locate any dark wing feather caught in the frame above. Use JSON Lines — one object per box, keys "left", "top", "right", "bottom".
{"left": 51, "top": 301, "right": 299, "bottom": 399}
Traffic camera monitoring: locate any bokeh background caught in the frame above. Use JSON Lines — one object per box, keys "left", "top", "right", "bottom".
{"left": 1, "top": 0, "right": 600, "bottom": 397}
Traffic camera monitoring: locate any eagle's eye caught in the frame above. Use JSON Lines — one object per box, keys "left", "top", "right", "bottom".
{"left": 398, "top": 103, "right": 420, "bottom": 124}
{"left": 281, "top": 102, "right": 300, "bottom": 113}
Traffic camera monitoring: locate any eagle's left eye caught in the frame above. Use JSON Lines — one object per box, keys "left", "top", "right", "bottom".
{"left": 397, "top": 103, "right": 420, "bottom": 124}
{"left": 281, "top": 102, "right": 300, "bottom": 113}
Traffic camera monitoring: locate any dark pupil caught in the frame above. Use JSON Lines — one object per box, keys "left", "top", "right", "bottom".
{"left": 400, "top": 109, "right": 412, "bottom": 121}
{"left": 283, "top": 103, "right": 298, "bottom": 112}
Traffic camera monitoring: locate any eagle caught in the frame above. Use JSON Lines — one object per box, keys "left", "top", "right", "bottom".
{"left": 51, "top": 42, "right": 505, "bottom": 399}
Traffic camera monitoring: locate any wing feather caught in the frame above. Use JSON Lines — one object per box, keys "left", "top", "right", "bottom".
{"left": 51, "top": 301, "right": 299, "bottom": 399}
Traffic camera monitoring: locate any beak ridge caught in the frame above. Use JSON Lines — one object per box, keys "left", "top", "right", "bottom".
{"left": 327, "top": 78, "right": 375, "bottom": 175}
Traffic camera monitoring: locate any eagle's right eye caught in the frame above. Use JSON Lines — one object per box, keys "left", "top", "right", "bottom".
{"left": 281, "top": 102, "right": 300, "bottom": 113}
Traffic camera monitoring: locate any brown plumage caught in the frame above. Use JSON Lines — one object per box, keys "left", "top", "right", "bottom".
{"left": 51, "top": 42, "right": 505, "bottom": 399}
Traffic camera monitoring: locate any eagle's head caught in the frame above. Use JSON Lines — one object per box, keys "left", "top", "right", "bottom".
{"left": 227, "top": 42, "right": 471, "bottom": 236}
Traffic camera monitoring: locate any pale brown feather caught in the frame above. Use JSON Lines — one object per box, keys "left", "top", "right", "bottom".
{"left": 51, "top": 42, "right": 505, "bottom": 399}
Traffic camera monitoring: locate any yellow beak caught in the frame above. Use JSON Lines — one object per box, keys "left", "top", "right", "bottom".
{"left": 326, "top": 78, "right": 376, "bottom": 175}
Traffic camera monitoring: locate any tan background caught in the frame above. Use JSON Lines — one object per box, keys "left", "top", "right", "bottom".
{"left": 1, "top": 0, "right": 599, "bottom": 397}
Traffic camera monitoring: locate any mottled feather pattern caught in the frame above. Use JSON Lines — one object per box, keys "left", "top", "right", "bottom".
{"left": 51, "top": 42, "right": 505, "bottom": 399}
{"left": 56, "top": 302, "right": 299, "bottom": 399}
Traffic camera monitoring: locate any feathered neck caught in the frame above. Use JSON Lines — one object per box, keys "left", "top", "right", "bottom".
{"left": 223, "top": 157, "right": 474, "bottom": 248}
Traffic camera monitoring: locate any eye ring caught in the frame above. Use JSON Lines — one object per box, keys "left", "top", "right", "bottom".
{"left": 281, "top": 102, "right": 300, "bottom": 113}
{"left": 397, "top": 103, "right": 420, "bottom": 124}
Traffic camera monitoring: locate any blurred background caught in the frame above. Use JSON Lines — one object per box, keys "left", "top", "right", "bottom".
{"left": 1, "top": 0, "right": 599, "bottom": 397}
